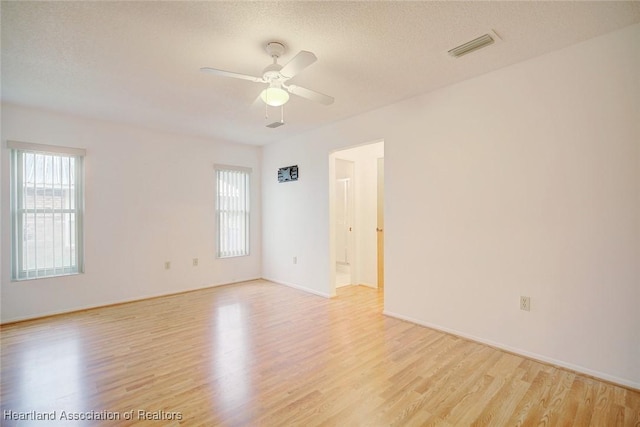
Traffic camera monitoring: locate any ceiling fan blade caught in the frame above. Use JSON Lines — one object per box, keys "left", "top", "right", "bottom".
{"left": 286, "top": 85, "right": 334, "bottom": 105}
{"left": 280, "top": 51, "right": 317, "bottom": 78}
{"left": 200, "top": 67, "right": 263, "bottom": 83}
{"left": 251, "top": 93, "right": 265, "bottom": 109}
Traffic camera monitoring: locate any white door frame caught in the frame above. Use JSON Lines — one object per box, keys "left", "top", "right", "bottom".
{"left": 328, "top": 139, "right": 384, "bottom": 296}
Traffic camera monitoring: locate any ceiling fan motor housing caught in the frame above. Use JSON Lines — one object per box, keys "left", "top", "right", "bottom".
{"left": 263, "top": 42, "right": 286, "bottom": 83}
{"left": 262, "top": 63, "right": 283, "bottom": 82}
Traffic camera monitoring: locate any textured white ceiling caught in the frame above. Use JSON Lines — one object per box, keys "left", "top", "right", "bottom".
{"left": 2, "top": 1, "right": 639, "bottom": 145}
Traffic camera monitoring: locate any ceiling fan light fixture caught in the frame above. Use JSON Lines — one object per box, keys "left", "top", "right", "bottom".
{"left": 260, "top": 86, "right": 289, "bottom": 107}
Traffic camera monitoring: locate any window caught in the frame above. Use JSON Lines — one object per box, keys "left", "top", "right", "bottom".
{"left": 215, "top": 165, "right": 250, "bottom": 258}
{"left": 9, "top": 141, "right": 85, "bottom": 280}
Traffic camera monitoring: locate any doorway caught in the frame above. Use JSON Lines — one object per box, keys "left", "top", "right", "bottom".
{"left": 330, "top": 141, "right": 384, "bottom": 295}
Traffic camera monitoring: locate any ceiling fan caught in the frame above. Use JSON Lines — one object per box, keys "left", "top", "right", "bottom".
{"left": 200, "top": 42, "right": 334, "bottom": 107}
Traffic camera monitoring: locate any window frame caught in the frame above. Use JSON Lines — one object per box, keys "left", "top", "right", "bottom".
{"left": 214, "top": 164, "right": 251, "bottom": 259}
{"left": 9, "top": 140, "right": 86, "bottom": 281}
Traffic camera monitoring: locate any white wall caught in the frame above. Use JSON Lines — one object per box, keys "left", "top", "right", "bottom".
{"left": 261, "top": 113, "right": 388, "bottom": 297}
{"left": 1, "top": 104, "right": 262, "bottom": 322}
{"left": 262, "top": 24, "right": 640, "bottom": 388}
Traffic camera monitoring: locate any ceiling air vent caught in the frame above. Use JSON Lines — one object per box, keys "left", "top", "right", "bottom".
{"left": 448, "top": 32, "right": 497, "bottom": 58}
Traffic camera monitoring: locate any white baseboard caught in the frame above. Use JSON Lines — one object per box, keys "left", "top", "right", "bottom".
{"left": 262, "top": 277, "right": 335, "bottom": 298}
{"left": 1, "top": 277, "right": 262, "bottom": 324}
{"left": 383, "top": 310, "right": 639, "bottom": 391}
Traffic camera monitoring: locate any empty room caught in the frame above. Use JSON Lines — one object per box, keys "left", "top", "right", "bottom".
{"left": 1, "top": 1, "right": 639, "bottom": 426}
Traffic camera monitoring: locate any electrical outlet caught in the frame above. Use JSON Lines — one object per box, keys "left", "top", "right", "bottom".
{"left": 293, "top": 256, "right": 297, "bottom": 264}
{"left": 165, "top": 261, "right": 171, "bottom": 270}
{"left": 193, "top": 258, "right": 198, "bottom": 267}
{"left": 520, "top": 296, "right": 530, "bottom": 311}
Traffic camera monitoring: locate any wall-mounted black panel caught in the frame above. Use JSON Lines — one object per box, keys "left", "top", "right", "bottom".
{"left": 278, "top": 165, "right": 298, "bottom": 183}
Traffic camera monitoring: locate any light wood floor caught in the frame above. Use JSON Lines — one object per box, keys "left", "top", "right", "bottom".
{"left": 1, "top": 280, "right": 638, "bottom": 426}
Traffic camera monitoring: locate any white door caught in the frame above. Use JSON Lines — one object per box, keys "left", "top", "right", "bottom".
{"left": 377, "top": 157, "right": 384, "bottom": 290}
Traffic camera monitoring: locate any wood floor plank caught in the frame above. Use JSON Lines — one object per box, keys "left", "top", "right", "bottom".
{"left": 1, "top": 280, "right": 639, "bottom": 426}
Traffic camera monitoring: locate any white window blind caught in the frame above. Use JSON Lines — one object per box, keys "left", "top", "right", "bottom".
{"left": 9, "top": 141, "right": 85, "bottom": 280}
{"left": 215, "top": 165, "right": 250, "bottom": 258}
